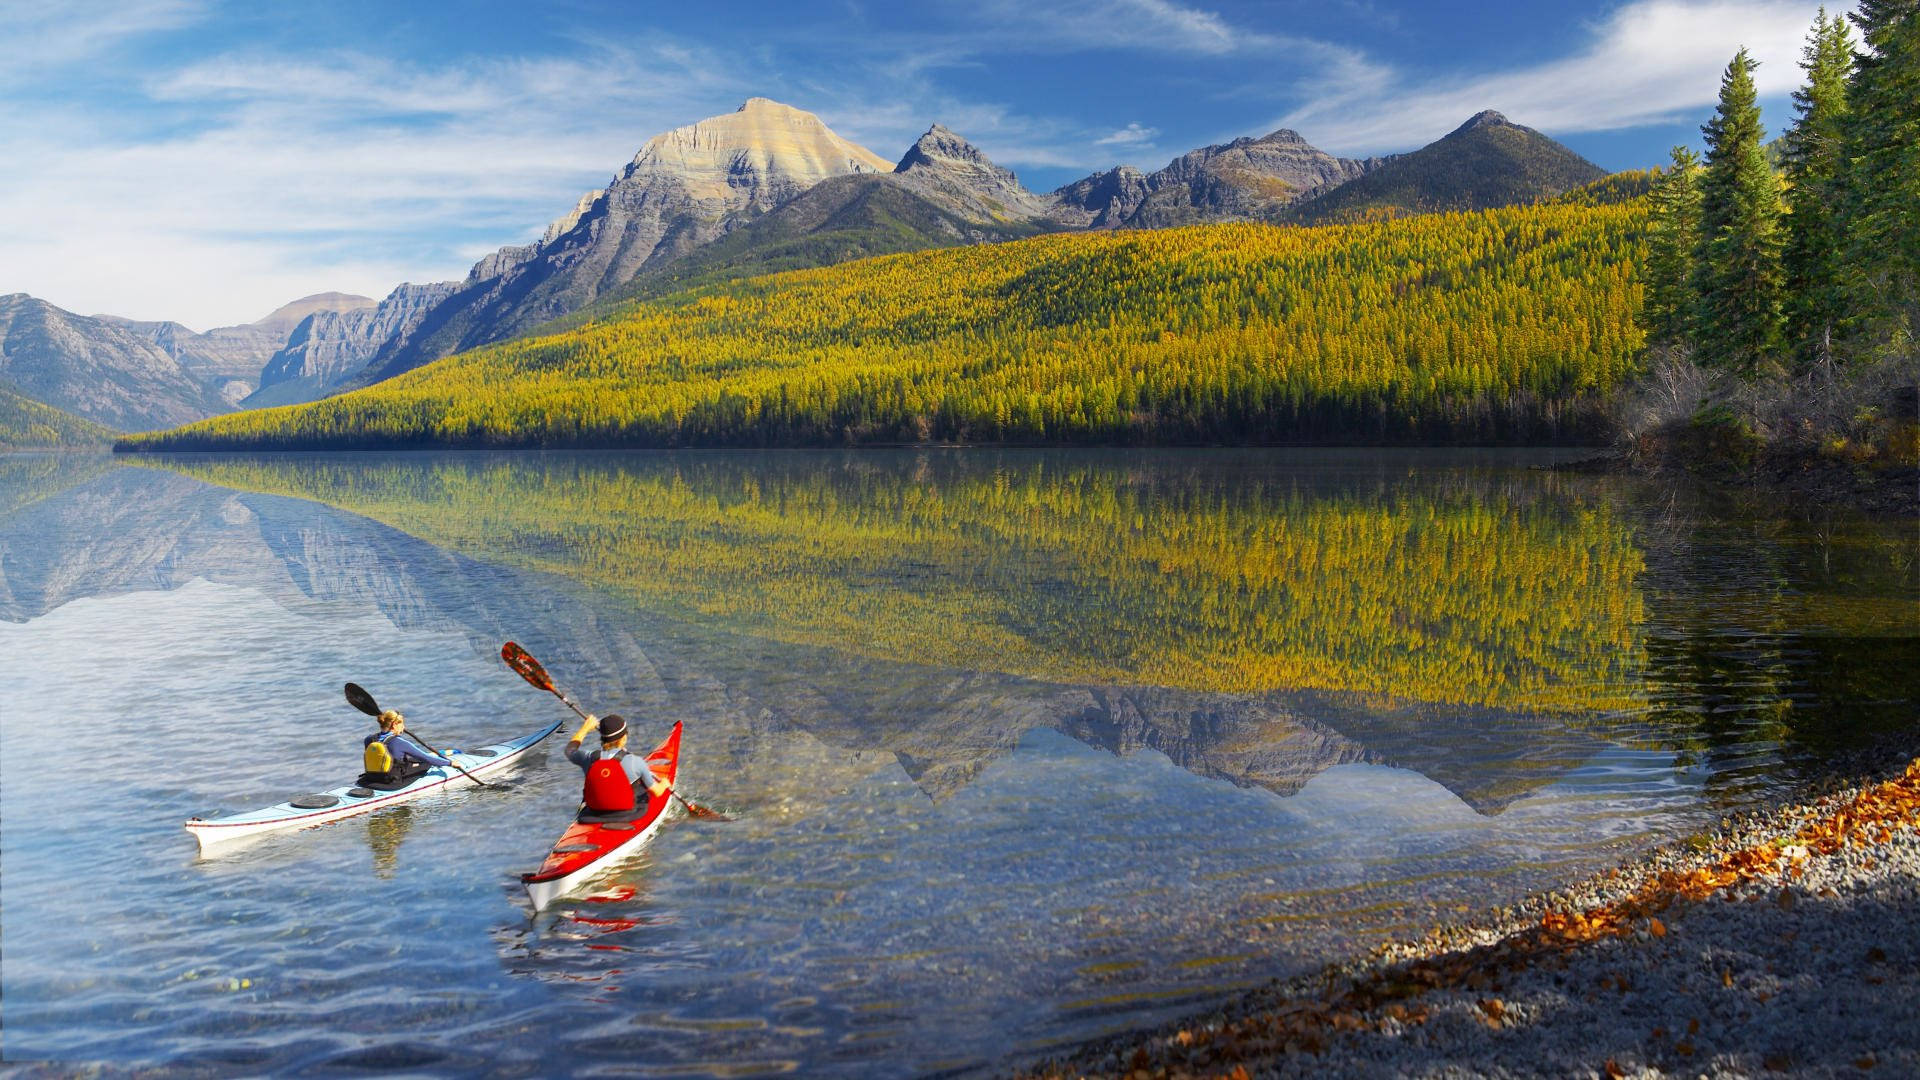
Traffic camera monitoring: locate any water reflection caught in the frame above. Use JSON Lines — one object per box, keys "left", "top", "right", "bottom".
{"left": 151, "top": 451, "right": 1649, "bottom": 712}
{"left": 0, "top": 449, "right": 1912, "bottom": 1075}
{"left": 367, "top": 805, "right": 415, "bottom": 877}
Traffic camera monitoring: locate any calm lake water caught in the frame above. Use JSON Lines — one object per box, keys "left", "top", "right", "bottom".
{"left": 1, "top": 449, "right": 1914, "bottom": 1076}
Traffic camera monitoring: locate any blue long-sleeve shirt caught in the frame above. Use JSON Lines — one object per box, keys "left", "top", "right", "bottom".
{"left": 565, "top": 744, "right": 658, "bottom": 789}
{"left": 364, "top": 732, "right": 451, "bottom": 769}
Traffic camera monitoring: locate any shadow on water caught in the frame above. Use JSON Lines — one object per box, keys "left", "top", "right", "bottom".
{"left": 0, "top": 448, "right": 1913, "bottom": 1075}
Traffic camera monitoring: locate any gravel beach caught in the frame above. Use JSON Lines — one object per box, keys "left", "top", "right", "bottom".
{"left": 1025, "top": 748, "right": 1920, "bottom": 1079}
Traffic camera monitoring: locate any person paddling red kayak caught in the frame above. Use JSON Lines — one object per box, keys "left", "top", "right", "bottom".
{"left": 566, "top": 712, "right": 671, "bottom": 820}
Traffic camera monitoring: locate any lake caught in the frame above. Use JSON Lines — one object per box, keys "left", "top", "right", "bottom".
{"left": 1, "top": 449, "right": 1914, "bottom": 1076}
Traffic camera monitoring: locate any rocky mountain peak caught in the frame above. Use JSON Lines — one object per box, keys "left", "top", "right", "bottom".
{"left": 1254, "top": 128, "right": 1315, "bottom": 147}
{"left": 890, "top": 124, "right": 1049, "bottom": 221}
{"left": 895, "top": 124, "right": 992, "bottom": 172}
{"left": 1450, "top": 110, "right": 1514, "bottom": 137}
{"left": 625, "top": 98, "right": 892, "bottom": 202}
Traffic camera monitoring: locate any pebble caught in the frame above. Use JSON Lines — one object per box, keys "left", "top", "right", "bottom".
{"left": 1022, "top": 743, "right": 1920, "bottom": 1079}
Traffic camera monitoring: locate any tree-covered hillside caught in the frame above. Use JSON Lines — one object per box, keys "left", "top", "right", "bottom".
{"left": 121, "top": 201, "right": 1646, "bottom": 451}
{"left": 0, "top": 386, "right": 116, "bottom": 449}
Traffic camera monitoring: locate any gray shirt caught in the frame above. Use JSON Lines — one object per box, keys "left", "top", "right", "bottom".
{"left": 565, "top": 744, "right": 658, "bottom": 789}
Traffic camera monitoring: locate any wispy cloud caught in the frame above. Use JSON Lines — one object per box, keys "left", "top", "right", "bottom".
{"left": 1280, "top": 0, "right": 1843, "bottom": 153}
{"left": 946, "top": 0, "right": 1278, "bottom": 55}
{"left": 0, "top": 0, "right": 204, "bottom": 85}
{"left": 1095, "top": 122, "right": 1160, "bottom": 147}
{"left": 0, "top": 44, "right": 757, "bottom": 327}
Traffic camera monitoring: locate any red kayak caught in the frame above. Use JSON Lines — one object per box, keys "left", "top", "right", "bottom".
{"left": 522, "top": 721, "right": 682, "bottom": 910}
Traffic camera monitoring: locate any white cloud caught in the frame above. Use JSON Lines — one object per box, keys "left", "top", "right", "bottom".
{"left": 954, "top": 0, "right": 1277, "bottom": 55}
{"left": 1281, "top": 0, "right": 1848, "bottom": 154}
{"left": 0, "top": 0, "right": 204, "bottom": 85}
{"left": 0, "top": 46, "right": 758, "bottom": 328}
{"left": 1095, "top": 122, "right": 1160, "bottom": 147}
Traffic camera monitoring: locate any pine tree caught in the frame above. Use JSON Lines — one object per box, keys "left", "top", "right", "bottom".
{"left": 1840, "top": 1, "right": 1920, "bottom": 355}
{"left": 1693, "top": 49, "right": 1788, "bottom": 375}
{"left": 1644, "top": 146, "right": 1703, "bottom": 347}
{"left": 1780, "top": 9, "right": 1855, "bottom": 368}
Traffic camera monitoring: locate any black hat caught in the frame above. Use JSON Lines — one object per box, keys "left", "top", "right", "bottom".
{"left": 598, "top": 714, "right": 627, "bottom": 741}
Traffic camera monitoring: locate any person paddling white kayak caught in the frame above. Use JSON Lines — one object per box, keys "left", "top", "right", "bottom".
{"left": 360, "top": 709, "right": 454, "bottom": 790}
{"left": 565, "top": 713, "right": 670, "bottom": 821}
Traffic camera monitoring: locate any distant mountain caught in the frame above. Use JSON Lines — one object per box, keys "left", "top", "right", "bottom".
{"left": 96, "top": 291, "right": 374, "bottom": 405}
{"left": 572, "top": 125, "right": 1059, "bottom": 318}
{"left": 0, "top": 294, "right": 232, "bottom": 430}
{"left": 246, "top": 282, "right": 458, "bottom": 408}
{"left": 350, "top": 98, "right": 896, "bottom": 386}
{"left": 1049, "top": 129, "right": 1387, "bottom": 229}
{"left": 251, "top": 292, "right": 379, "bottom": 337}
{"left": 1049, "top": 166, "right": 1152, "bottom": 229}
{"left": 0, "top": 385, "right": 116, "bottom": 448}
{"left": 118, "top": 103, "right": 1620, "bottom": 414}
{"left": 1289, "top": 110, "right": 1606, "bottom": 224}
{"left": 892, "top": 124, "right": 1054, "bottom": 222}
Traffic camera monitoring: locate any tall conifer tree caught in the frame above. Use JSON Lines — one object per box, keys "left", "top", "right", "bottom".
{"left": 1692, "top": 49, "right": 1787, "bottom": 374}
{"left": 1644, "top": 146, "right": 1703, "bottom": 347}
{"left": 1781, "top": 10, "right": 1855, "bottom": 367}
{"left": 1841, "top": 1, "right": 1919, "bottom": 354}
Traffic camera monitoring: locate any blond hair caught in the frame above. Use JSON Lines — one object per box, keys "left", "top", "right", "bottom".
{"left": 378, "top": 709, "right": 405, "bottom": 732}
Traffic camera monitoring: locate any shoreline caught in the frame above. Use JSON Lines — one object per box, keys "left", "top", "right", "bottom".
{"left": 1022, "top": 735, "right": 1920, "bottom": 1079}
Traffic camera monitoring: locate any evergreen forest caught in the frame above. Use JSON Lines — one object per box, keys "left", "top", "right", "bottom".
{"left": 120, "top": 203, "right": 1646, "bottom": 451}
{"left": 1638, "top": 4, "right": 1919, "bottom": 466}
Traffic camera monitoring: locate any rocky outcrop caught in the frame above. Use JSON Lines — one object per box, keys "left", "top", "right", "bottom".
{"left": 96, "top": 292, "right": 374, "bottom": 406}
{"left": 893, "top": 124, "right": 1053, "bottom": 222}
{"left": 353, "top": 98, "right": 896, "bottom": 385}
{"left": 1049, "top": 166, "right": 1151, "bottom": 228}
{"left": 1049, "top": 129, "right": 1386, "bottom": 230}
{"left": 1127, "top": 128, "right": 1385, "bottom": 226}
{"left": 246, "top": 282, "right": 459, "bottom": 408}
{"left": 93, "top": 317, "right": 277, "bottom": 405}
{"left": 0, "top": 294, "right": 231, "bottom": 431}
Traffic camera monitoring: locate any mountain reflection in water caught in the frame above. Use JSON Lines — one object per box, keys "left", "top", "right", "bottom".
{"left": 0, "top": 449, "right": 1912, "bottom": 1076}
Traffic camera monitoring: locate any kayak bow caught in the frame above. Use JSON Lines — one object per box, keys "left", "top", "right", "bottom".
{"left": 522, "top": 721, "right": 683, "bottom": 911}
{"left": 184, "top": 719, "right": 561, "bottom": 852}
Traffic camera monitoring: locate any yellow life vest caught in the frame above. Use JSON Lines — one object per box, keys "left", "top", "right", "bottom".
{"left": 364, "top": 736, "right": 395, "bottom": 775}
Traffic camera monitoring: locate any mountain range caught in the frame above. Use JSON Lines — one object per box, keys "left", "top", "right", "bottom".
{"left": 8, "top": 99, "right": 1607, "bottom": 433}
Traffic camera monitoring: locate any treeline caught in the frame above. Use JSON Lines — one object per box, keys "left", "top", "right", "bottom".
{"left": 120, "top": 203, "right": 1647, "bottom": 452}
{"left": 1641, "top": 4, "right": 1918, "bottom": 445}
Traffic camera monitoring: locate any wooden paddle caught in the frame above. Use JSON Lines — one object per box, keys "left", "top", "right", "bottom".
{"left": 344, "top": 682, "right": 502, "bottom": 790}
{"left": 499, "top": 642, "right": 728, "bottom": 821}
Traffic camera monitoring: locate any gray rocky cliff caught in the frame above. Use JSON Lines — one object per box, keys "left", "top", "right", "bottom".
{"left": 892, "top": 124, "right": 1053, "bottom": 222}
{"left": 247, "top": 282, "right": 460, "bottom": 408}
{"left": 0, "top": 294, "right": 232, "bottom": 431}
{"left": 96, "top": 292, "right": 374, "bottom": 406}
{"left": 1048, "top": 165, "right": 1151, "bottom": 228}
{"left": 354, "top": 98, "right": 894, "bottom": 385}
{"left": 1126, "top": 128, "right": 1384, "bottom": 227}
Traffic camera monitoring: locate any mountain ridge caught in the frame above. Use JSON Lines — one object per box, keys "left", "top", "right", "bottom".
{"left": 1289, "top": 109, "right": 1606, "bottom": 223}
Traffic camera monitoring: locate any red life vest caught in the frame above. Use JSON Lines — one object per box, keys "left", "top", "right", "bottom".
{"left": 582, "top": 749, "right": 636, "bottom": 813}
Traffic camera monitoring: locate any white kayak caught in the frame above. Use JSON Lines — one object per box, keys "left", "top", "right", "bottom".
{"left": 185, "top": 720, "right": 561, "bottom": 852}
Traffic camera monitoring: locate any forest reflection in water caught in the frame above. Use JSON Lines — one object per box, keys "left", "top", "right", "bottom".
{"left": 151, "top": 450, "right": 1651, "bottom": 712}
{"left": 2, "top": 449, "right": 1914, "bottom": 1074}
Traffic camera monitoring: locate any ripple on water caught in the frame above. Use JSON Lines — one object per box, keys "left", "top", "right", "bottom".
{"left": 2, "top": 452, "right": 1913, "bottom": 1076}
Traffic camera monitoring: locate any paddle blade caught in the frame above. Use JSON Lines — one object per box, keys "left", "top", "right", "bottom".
{"left": 344, "top": 682, "right": 382, "bottom": 717}
{"left": 500, "top": 641, "right": 555, "bottom": 693}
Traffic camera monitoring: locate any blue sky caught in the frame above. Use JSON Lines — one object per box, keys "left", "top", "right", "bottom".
{"left": 1, "top": 0, "right": 1850, "bottom": 328}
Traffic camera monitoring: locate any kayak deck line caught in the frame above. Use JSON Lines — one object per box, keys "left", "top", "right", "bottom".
{"left": 184, "top": 719, "right": 562, "bottom": 852}
{"left": 522, "top": 721, "right": 683, "bottom": 911}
